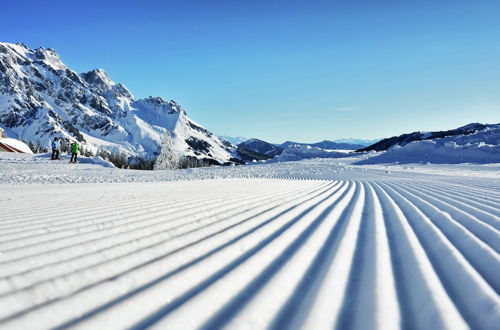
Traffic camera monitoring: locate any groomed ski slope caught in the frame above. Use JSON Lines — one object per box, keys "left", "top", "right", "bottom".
{"left": 0, "top": 155, "right": 499, "bottom": 329}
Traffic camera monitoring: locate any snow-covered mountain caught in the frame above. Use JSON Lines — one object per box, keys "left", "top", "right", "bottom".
{"left": 356, "top": 123, "right": 500, "bottom": 164}
{"left": 236, "top": 138, "right": 283, "bottom": 162}
{"left": 357, "top": 123, "right": 496, "bottom": 152}
{"left": 0, "top": 42, "right": 237, "bottom": 165}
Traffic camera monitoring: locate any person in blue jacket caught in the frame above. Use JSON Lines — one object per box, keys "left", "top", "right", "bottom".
{"left": 51, "top": 137, "right": 60, "bottom": 160}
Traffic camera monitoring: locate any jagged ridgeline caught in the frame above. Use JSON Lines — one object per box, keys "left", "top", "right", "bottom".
{"left": 0, "top": 42, "right": 241, "bottom": 168}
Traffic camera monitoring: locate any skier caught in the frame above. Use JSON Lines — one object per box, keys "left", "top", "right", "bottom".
{"left": 51, "top": 137, "right": 60, "bottom": 160}
{"left": 70, "top": 142, "right": 79, "bottom": 163}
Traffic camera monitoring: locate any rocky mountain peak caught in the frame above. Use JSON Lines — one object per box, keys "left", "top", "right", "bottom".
{"left": 140, "top": 96, "right": 186, "bottom": 115}
{"left": 81, "top": 68, "right": 114, "bottom": 90}
{"left": 0, "top": 42, "right": 237, "bottom": 166}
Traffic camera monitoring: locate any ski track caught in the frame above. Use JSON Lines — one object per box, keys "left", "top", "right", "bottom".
{"left": 0, "top": 172, "right": 499, "bottom": 330}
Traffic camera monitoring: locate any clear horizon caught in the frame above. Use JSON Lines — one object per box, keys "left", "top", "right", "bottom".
{"left": 3, "top": 0, "right": 500, "bottom": 143}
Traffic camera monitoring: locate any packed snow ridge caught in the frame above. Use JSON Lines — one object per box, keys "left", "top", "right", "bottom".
{"left": 0, "top": 42, "right": 237, "bottom": 165}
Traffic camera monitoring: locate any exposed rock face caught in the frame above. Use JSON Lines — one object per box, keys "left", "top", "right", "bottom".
{"left": 0, "top": 42, "right": 236, "bottom": 165}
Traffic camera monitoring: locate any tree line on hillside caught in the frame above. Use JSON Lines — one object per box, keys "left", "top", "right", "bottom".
{"left": 22, "top": 132, "right": 212, "bottom": 170}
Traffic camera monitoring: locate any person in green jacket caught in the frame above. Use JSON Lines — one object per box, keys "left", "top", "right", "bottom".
{"left": 70, "top": 142, "right": 79, "bottom": 163}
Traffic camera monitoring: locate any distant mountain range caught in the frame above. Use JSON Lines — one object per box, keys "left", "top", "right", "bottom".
{"left": 233, "top": 138, "right": 370, "bottom": 163}
{"left": 220, "top": 136, "right": 378, "bottom": 150}
{"left": 218, "top": 135, "right": 248, "bottom": 145}
{"left": 356, "top": 123, "right": 495, "bottom": 152}
{"left": 330, "top": 138, "right": 380, "bottom": 146}
{"left": 236, "top": 138, "right": 283, "bottom": 162}
{"left": 355, "top": 123, "right": 500, "bottom": 164}
{"left": 280, "top": 140, "right": 367, "bottom": 150}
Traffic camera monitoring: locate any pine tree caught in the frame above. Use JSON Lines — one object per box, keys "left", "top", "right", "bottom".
{"left": 154, "top": 132, "right": 179, "bottom": 170}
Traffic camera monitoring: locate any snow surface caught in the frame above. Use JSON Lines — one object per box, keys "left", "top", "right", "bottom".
{"left": 0, "top": 153, "right": 499, "bottom": 329}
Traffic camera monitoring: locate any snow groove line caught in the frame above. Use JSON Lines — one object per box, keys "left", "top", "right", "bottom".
{"left": 420, "top": 181, "right": 500, "bottom": 208}
{"left": 448, "top": 180, "right": 500, "bottom": 195}
{"left": 0, "top": 183, "right": 288, "bottom": 247}
{"left": 0, "top": 182, "right": 335, "bottom": 295}
{"left": 391, "top": 181, "right": 500, "bottom": 252}
{"left": 379, "top": 182, "right": 500, "bottom": 330}
{"left": 0, "top": 179, "right": 303, "bottom": 228}
{"left": 370, "top": 183, "right": 467, "bottom": 330}
{"left": 48, "top": 181, "right": 348, "bottom": 330}
{"left": 398, "top": 181, "right": 500, "bottom": 228}
{"left": 152, "top": 182, "right": 359, "bottom": 330}
{"left": 0, "top": 182, "right": 332, "bottom": 276}
{"left": 291, "top": 182, "right": 373, "bottom": 330}
{"left": 419, "top": 179, "right": 500, "bottom": 199}
{"left": 383, "top": 182, "right": 500, "bottom": 293}
{"left": 0, "top": 181, "right": 344, "bottom": 328}
{"left": 127, "top": 182, "right": 357, "bottom": 330}
{"left": 0, "top": 181, "right": 308, "bottom": 263}
{"left": 0, "top": 195, "right": 209, "bottom": 243}
{"left": 404, "top": 181, "right": 500, "bottom": 220}
{"left": 0, "top": 192, "right": 227, "bottom": 247}
{"left": 258, "top": 181, "right": 363, "bottom": 330}
{"left": 335, "top": 182, "right": 399, "bottom": 330}
{"left": 0, "top": 189, "right": 199, "bottom": 227}
{"left": 0, "top": 182, "right": 333, "bottom": 282}
{"left": 0, "top": 190, "right": 220, "bottom": 234}
{"left": 50, "top": 183, "right": 347, "bottom": 326}
{"left": 409, "top": 180, "right": 500, "bottom": 210}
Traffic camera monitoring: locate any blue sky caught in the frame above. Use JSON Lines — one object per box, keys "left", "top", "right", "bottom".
{"left": 2, "top": 0, "right": 500, "bottom": 143}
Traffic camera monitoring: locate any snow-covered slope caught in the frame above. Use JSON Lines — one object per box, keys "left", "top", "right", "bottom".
{"left": 0, "top": 42, "right": 235, "bottom": 165}
{"left": 0, "top": 154, "right": 499, "bottom": 329}
{"left": 357, "top": 123, "right": 497, "bottom": 152}
{"left": 357, "top": 123, "right": 500, "bottom": 165}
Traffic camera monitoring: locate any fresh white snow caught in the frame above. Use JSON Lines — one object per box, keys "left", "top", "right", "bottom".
{"left": 0, "top": 152, "right": 499, "bottom": 329}
{"left": 0, "top": 138, "right": 33, "bottom": 154}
